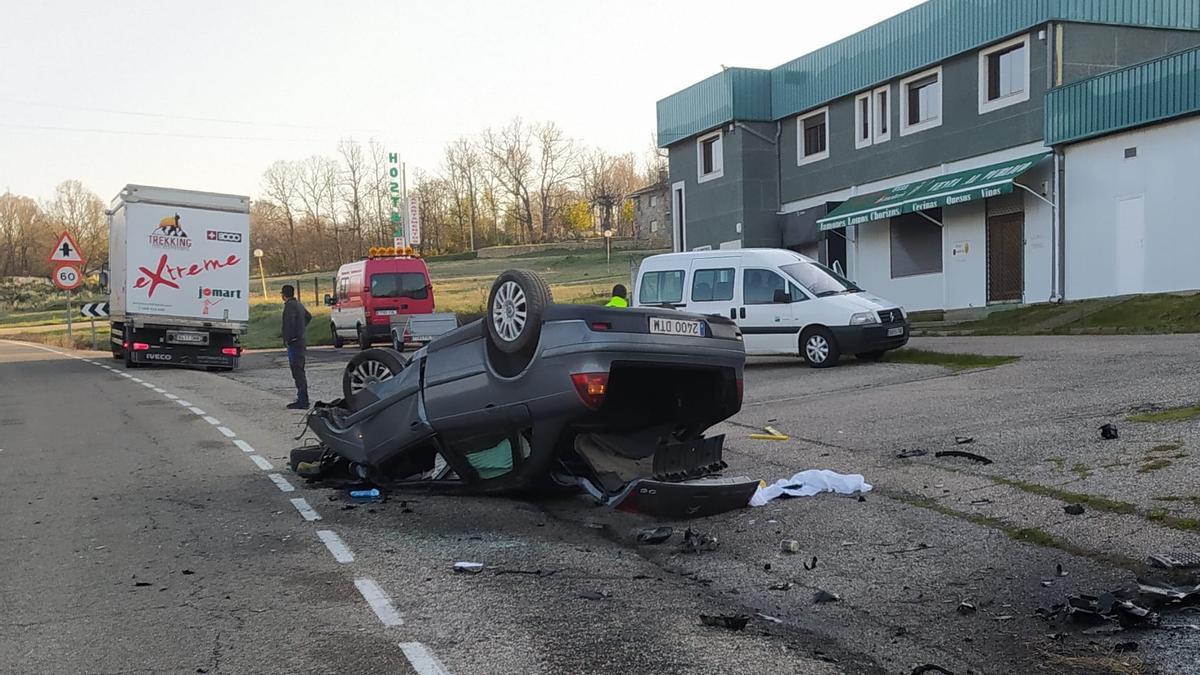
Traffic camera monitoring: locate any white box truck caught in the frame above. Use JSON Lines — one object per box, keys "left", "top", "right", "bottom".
{"left": 107, "top": 185, "right": 250, "bottom": 370}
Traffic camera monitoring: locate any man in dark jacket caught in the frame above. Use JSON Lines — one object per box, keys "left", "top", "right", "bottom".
{"left": 281, "top": 284, "right": 312, "bottom": 409}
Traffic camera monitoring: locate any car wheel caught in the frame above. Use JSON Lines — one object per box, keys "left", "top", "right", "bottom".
{"left": 331, "top": 324, "right": 344, "bottom": 349}
{"left": 342, "top": 347, "right": 408, "bottom": 404}
{"left": 856, "top": 350, "right": 886, "bottom": 362}
{"left": 801, "top": 327, "right": 840, "bottom": 368}
{"left": 357, "top": 325, "right": 370, "bottom": 350}
{"left": 486, "top": 270, "right": 550, "bottom": 356}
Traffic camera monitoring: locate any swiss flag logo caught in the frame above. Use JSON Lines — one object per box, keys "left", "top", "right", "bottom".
{"left": 206, "top": 231, "right": 218, "bottom": 240}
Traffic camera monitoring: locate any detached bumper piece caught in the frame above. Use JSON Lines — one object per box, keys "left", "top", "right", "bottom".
{"left": 609, "top": 476, "right": 759, "bottom": 519}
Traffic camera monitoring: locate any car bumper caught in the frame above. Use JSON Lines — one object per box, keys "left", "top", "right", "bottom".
{"left": 829, "top": 322, "right": 910, "bottom": 354}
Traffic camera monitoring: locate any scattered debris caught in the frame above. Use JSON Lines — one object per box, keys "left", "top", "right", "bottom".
{"left": 700, "top": 613, "right": 750, "bottom": 631}
{"left": 957, "top": 601, "right": 977, "bottom": 615}
{"left": 1100, "top": 424, "right": 1119, "bottom": 440}
{"left": 995, "top": 615, "right": 1014, "bottom": 621}
{"left": 134, "top": 581, "right": 152, "bottom": 587}
{"left": 756, "top": 612, "right": 783, "bottom": 624}
{"left": 1137, "top": 578, "right": 1200, "bottom": 601}
{"left": 1042, "top": 580, "right": 1054, "bottom": 588}
{"left": 969, "top": 498, "right": 992, "bottom": 506}
{"left": 911, "top": 666, "right": 954, "bottom": 675}
{"left": 750, "top": 470, "right": 872, "bottom": 506}
{"left": 495, "top": 568, "right": 558, "bottom": 577}
{"left": 1066, "top": 592, "right": 1159, "bottom": 627}
{"left": 1057, "top": 564, "right": 1068, "bottom": 577}
{"left": 750, "top": 425, "right": 790, "bottom": 441}
{"left": 681, "top": 528, "right": 719, "bottom": 554}
{"left": 934, "top": 450, "right": 993, "bottom": 465}
{"left": 453, "top": 562, "right": 484, "bottom": 575}
{"left": 896, "top": 449, "right": 928, "bottom": 459}
{"left": 1114, "top": 641, "right": 1139, "bottom": 653}
{"left": 636, "top": 526, "right": 674, "bottom": 545}
{"left": 857, "top": 494, "right": 866, "bottom": 502}
{"left": 1148, "top": 552, "right": 1200, "bottom": 569}
{"left": 349, "top": 488, "right": 382, "bottom": 503}
{"left": 813, "top": 589, "right": 840, "bottom": 604}
{"left": 769, "top": 582, "right": 794, "bottom": 591}
{"left": 955, "top": 436, "right": 975, "bottom": 445}
{"left": 780, "top": 539, "right": 801, "bottom": 554}
{"left": 804, "top": 556, "right": 818, "bottom": 571}
{"left": 1064, "top": 504, "right": 1086, "bottom": 516}
{"left": 181, "top": 569, "right": 195, "bottom": 575}
{"left": 578, "top": 591, "right": 611, "bottom": 601}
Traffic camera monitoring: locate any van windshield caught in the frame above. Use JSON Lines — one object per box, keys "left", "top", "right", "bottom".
{"left": 781, "top": 262, "right": 860, "bottom": 298}
{"left": 370, "top": 272, "right": 429, "bottom": 299}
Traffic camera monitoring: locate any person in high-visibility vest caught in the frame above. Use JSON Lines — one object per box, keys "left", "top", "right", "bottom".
{"left": 605, "top": 284, "right": 628, "bottom": 308}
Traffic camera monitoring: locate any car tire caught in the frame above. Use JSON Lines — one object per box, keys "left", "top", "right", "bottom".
{"left": 342, "top": 347, "right": 408, "bottom": 405}
{"left": 856, "top": 350, "right": 886, "bottom": 362}
{"left": 331, "top": 324, "right": 344, "bottom": 349}
{"left": 357, "top": 325, "right": 370, "bottom": 350}
{"left": 486, "top": 269, "right": 550, "bottom": 357}
{"left": 801, "top": 327, "right": 840, "bottom": 368}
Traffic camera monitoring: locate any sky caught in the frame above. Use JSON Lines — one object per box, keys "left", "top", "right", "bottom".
{"left": 0, "top": 0, "right": 924, "bottom": 202}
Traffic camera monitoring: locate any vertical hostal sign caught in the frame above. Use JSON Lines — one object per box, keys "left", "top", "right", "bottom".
{"left": 389, "top": 152, "right": 404, "bottom": 248}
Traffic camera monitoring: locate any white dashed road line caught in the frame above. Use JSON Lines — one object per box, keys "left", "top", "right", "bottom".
{"left": 317, "top": 530, "right": 355, "bottom": 563}
{"left": 249, "top": 455, "right": 273, "bottom": 471}
{"left": 165, "top": 393, "right": 178, "bottom": 400}
{"left": 188, "top": 406, "right": 206, "bottom": 415}
{"left": 267, "top": 473, "right": 295, "bottom": 492}
{"left": 289, "top": 497, "right": 321, "bottom": 521}
{"left": 399, "top": 643, "right": 451, "bottom": 675}
{"left": 354, "top": 579, "right": 403, "bottom": 626}
{"left": 177, "top": 400, "right": 193, "bottom": 407}
{"left": 234, "top": 440, "right": 255, "bottom": 453}
{"left": 202, "top": 415, "right": 221, "bottom": 425}
{"left": 216, "top": 426, "right": 237, "bottom": 438}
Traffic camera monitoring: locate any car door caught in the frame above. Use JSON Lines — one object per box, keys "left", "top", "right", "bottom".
{"left": 737, "top": 268, "right": 802, "bottom": 354}
{"left": 684, "top": 262, "right": 737, "bottom": 320}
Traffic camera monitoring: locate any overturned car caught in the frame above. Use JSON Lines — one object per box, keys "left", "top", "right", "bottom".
{"left": 295, "top": 270, "right": 754, "bottom": 518}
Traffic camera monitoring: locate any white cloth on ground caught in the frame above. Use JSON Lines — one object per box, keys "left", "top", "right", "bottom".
{"left": 749, "top": 469, "right": 872, "bottom": 507}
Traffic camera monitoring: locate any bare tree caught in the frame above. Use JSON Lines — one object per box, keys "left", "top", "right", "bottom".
{"left": 338, "top": 139, "right": 369, "bottom": 259}
{"left": 262, "top": 161, "right": 302, "bottom": 271}
{"left": 481, "top": 119, "right": 536, "bottom": 243}
{"left": 45, "top": 180, "right": 106, "bottom": 275}
{"left": 296, "top": 155, "right": 339, "bottom": 268}
{"left": 0, "top": 192, "right": 49, "bottom": 277}
{"left": 444, "top": 137, "right": 481, "bottom": 251}
{"left": 534, "top": 121, "right": 577, "bottom": 240}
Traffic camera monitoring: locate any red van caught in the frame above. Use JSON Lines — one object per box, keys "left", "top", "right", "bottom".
{"left": 327, "top": 248, "right": 435, "bottom": 349}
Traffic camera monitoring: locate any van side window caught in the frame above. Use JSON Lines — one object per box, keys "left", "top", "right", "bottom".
{"left": 691, "top": 268, "right": 735, "bottom": 302}
{"left": 639, "top": 270, "right": 684, "bottom": 305}
{"left": 743, "top": 269, "right": 788, "bottom": 305}
{"left": 337, "top": 278, "right": 350, "bottom": 301}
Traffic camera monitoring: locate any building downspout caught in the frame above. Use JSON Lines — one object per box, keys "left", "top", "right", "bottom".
{"left": 1055, "top": 148, "right": 1066, "bottom": 302}
{"left": 775, "top": 121, "right": 783, "bottom": 213}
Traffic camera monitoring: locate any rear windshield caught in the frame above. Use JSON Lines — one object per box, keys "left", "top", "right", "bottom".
{"left": 780, "top": 262, "right": 859, "bottom": 298}
{"left": 370, "top": 272, "right": 429, "bottom": 299}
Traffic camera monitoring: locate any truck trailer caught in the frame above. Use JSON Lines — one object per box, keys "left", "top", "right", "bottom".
{"left": 107, "top": 185, "right": 250, "bottom": 370}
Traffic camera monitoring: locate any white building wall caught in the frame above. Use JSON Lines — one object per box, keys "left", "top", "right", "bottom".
{"left": 849, "top": 222, "right": 945, "bottom": 312}
{"left": 1021, "top": 163, "right": 1055, "bottom": 304}
{"left": 1064, "top": 116, "right": 1200, "bottom": 300}
{"left": 941, "top": 201, "right": 987, "bottom": 309}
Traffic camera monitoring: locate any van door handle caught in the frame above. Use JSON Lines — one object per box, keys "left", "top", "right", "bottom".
{"left": 739, "top": 308, "right": 746, "bottom": 319}
{"left": 729, "top": 308, "right": 736, "bottom": 319}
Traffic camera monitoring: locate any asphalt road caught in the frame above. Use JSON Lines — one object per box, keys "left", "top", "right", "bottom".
{"left": 4, "top": 334, "right": 1199, "bottom": 674}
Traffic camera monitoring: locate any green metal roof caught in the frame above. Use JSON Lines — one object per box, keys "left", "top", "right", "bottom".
{"left": 816, "top": 153, "right": 1050, "bottom": 231}
{"left": 656, "top": 68, "right": 771, "bottom": 147}
{"left": 658, "top": 0, "right": 1200, "bottom": 146}
{"left": 1045, "top": 46, "right": 1200, "bottom": 145}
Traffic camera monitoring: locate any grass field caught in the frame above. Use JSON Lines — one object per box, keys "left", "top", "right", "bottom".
{"left": 946, "top": 293, "right": 1200, "bottom": 335}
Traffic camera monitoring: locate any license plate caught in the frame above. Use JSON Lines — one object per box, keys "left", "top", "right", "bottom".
{"left": 412, "top": 335, "right": 432, "bottom": 342}
{"left": 887, "top": 326, "right": 905, "bottom": 337}
{"left": 377, "top": 309, "right": 398, "bottom": 316}
{"left": 649, "top": 317, "right": 705, "bottom": 337}
{"left": 167, "top": 330, "right": 208, "bottom": 345}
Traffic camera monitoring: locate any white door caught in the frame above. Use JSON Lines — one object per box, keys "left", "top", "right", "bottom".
{"left": 684, "top": 264, "right": 738, "bottom": 320}
{"left": 738, "top": 268, "right": 802, "bottom": 354}
{"left": 1115, "top": 196, "right": 1145, "bottom": 296}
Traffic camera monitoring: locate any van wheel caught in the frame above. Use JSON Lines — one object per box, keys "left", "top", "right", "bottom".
{"left": 331, "top": 324, "right": 344, "bottom": 349}
{"left": 486, "top": 270, "right": 550, "bottom": 357}
{"left": 343, "top": 348, "right": 408, "bottom": 408}
{"left": 801, "top": 327, "right": 840, "bottom": 368}
{"left": 357, "top": 325, "right": 370, "bottom": 350}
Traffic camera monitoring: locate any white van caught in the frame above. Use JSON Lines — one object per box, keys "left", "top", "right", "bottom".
{"left": 634, "top": 249, "right": 908, "bottom": 367}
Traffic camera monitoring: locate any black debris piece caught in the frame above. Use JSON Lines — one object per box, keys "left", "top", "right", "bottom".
{"left": 955, "top": 436, "right": 975, "bottom": 445}
{"left": 804, "top": 556, "right": 818, "bottom": 571}
{"left": 1064, "top": 504, "right": 1086, "bottom": 516}
{"left": 1066, "top": 592, "right": 1159, "bottom": 627}
{"left": 957, "top": 601, "right": 977, "bottom": 615}
{"left": 495, "top": 568, "right": 559, "bottom": 577}
{"left": 970, "top": 499, "right": 992, "bottom": 506}
{"left": 700, "top": 614, "right": 750, "bottom": 631}
{"left": 681, "top": 528, "right": 718, "bottom": 554}
{"left": 453, "top": 562, "right": 484, "bottom": 575}
{"left": 1136, "top": 579, "right": 1200, "bottom": 602}
{"left": 934, "top": 450, "right": 993, "bottom": 465}
{"left": 886, "top": 543, "right": 932, "bottom": 555}
{"left": 769, "top": 582, "right": 794, "bottom": 591}
{"left": 813, "top": 590, "right": 840, "bottom": 604}
{"left": 1100, "top": 423, "right": 1119, "bottom": 440}
{"left": 637, "top": 526, "right": 674, "bottom": 545}
{"left": 1057, "top": 563, "right": 1068, "bottom": 577}
{"left": 134, "top": 581, "right": 152, "bottom": 587}
{"left": 1114, "top": 641, "right": 1139, "bottom": 653}
{"left": 578, "top": 591, "right": 611, "bottom": 601}
{"left": 896, "top": 449, "right": 928, "bottom": 459}
{"left": 857, "top": 494, "right": 866, "bottom": 502}
{"left": 181, "top": 569, "right": 195, "bottom": 575}
{"left": 911, "top": 665, "right": 954, "bottom": 675}
{"left": 1047, "top": 631, "right": 1066, "bottom": 641}
{"left": 763, "top": 563, "right": 772, "bottom": 572}
{"left": 1148, "top": 552, "right": 1200, "bottom": 570}
{"left": 1042, "top": 580, "right": 1054, "bottom": 588}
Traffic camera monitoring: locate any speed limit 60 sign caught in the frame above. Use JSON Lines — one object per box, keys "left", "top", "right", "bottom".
{"left": 53, "top": 264, "right": 83, "bottom": 291}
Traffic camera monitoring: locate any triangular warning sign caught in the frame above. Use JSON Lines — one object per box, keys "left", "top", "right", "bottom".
{"left": 48, "top": 231, "right": 85, "bottom": 264}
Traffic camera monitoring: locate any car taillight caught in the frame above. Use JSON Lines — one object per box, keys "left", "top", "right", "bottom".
{"left": 590, "top": 322, "right": 611, "bottom": 331}
{"left": 222, "top": 347, "right": 241, "bottom": 357}
{"left": 736, "top": 378, "right": 744, "bottom": 405}
{"left": 122, "top": 341, "right": 129, "bottom": 349}
{"left": 132, "top": 342, "right": 150, "bottom": 351}
{"left": 571, "top": 372, "right": 609, "bottom": 410}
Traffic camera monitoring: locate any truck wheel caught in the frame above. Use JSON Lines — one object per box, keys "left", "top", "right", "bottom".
{"left": 486, "top": 270, "right": 549, "bottom": 357}
{"left": 331, "top": 324, "right": 344, "bottom": 349}
{"left": 801, "top": 327, "right": 840, "bottom": 369}
{"left": 357, "top": 325, "right": 370, "bottom": 350}
{"left": 343, "top": 347, "right": 408, "bottom": 406}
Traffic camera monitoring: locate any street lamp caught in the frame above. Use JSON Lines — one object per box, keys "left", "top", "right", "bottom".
{"left": 603, "top": 229, "right": 613, "bottom": 275}
{"left": 253, "top": 249, "right": 268, "bottom": 301}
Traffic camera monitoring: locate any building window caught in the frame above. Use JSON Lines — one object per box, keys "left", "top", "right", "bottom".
{"left": 890, "top": 210, "right": 943, "bottom": 278}
{"left": 639, "top": 270, "right": 684, "bottom": 305}
{"left": 979, "top": 34, "right": 1030, "bottom": 113}
{"left": 697, "top": 131, "right": 723, "bottom": 183}
{"left": 649, "top": 194, "right": 658, "bottom": 208}
{"left": 873, "top": 85, "right": 891, "bottom": 143}
{"left": 691, "top": 268, "right": 735, "bottom": 302}
{"left": 649, "top": 219, "right": 659, "bottom": 233}
{"left": 854, "top": 92, "right": 872, "bottom": 149}
{"left": 900, "top": 67, "right": 942, "bottom": 136}
{"left": 796, "top": 107, "right": 829, "bottom": 166}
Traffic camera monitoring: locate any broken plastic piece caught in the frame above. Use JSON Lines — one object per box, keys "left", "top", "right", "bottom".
{"left": 957, "top": 601, "right": 977, "bottom": 615}
{"left": 681, "top": 528, "right": 718, "bottom": 554}
{"left": 1148, "top": 552, "right": 1200, "bottom": 569}
{"left": 934, "top": 450, "right": 993, "bottom": 465}
{"left": 1064, "top": 504, "right": 1086, "bottom": 516}
{"left": 699, "top": 614, "right": 750, "bottom": 631}
{"left": 813, "top": 590, "right": 840, "bottom": 604}
{"left": 453, "top": 562, "right": 484, "bottom": 574}
{"left": 637, "top": 526, "right": 674, "bottom": 545}
{"left": 780, "top": 539, "right": 801, "bottom": 554}
{"left": 350, "top": 488, "right": 382, "bottom": 503}
{"left": 895, "top": 448, "right": 928, "bottom": 459}
{"left": 1100, "top": 423, "right": 1119, "bottom": 440}
{"left": 804, "top": 556, "right": 818, "bottom": 570}
{"left": 769, "top": 582, "right": 793, "bottom": 591}
{"left": 756, "top": 612, "right": 783, "bottom": 624}
{"left": 954, "top": 436, "right": 974, "bottom": 445}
